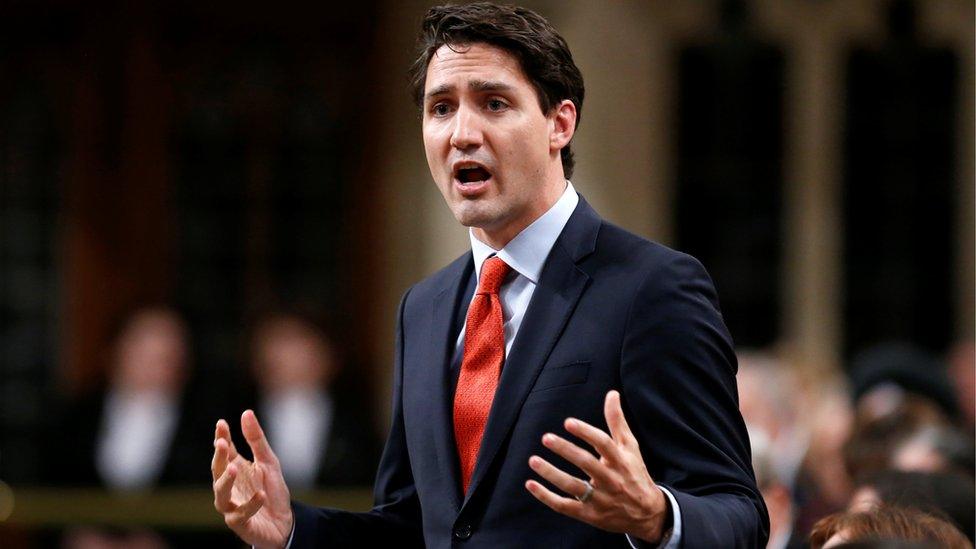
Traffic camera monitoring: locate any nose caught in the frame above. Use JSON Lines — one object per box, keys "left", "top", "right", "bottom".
{"left": 449, "top": 105, "right": 483, "bottom": 151}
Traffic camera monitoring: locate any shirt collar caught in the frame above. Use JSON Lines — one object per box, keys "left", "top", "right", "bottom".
{"left": 470, "top": 181, "right": 579, "bottom": 284}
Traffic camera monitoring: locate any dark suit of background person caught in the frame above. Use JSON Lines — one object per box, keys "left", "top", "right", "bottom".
{"left": 50, "top": 307, "right": 238, "bottom": 548}
{"left": 235, "top": 381, "right": 382, "bottom": 489}
{"left": 290, "top": 194, "right": 769, "bottom": 548}
{"left": 244, "top": 312, "right": 382, "bottom": 490}
{"left": 53, "top": 306, "right": 212, "bottom": 490}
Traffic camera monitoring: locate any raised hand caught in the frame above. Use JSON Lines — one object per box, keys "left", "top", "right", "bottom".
{"left": 525, "top": 390, "right": 671, "bottom": 544}
{"left": 212, "top": 410, "right": 294, "bottom": 549}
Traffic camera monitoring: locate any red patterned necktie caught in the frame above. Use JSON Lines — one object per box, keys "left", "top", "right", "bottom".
{"left": 454, "top": 255, "right": 511, "bottom": 494}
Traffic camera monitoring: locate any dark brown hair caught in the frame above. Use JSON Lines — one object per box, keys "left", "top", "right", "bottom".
{"left": 809, "top": 506, "right": 972, "bottom": 549}
{"left": 409, "top": 2, "right": 585, "bottom": 178}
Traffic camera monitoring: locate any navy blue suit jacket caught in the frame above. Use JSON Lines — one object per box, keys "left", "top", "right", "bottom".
{"left": 292, "top": 197, "right": 769, "bottom": 548}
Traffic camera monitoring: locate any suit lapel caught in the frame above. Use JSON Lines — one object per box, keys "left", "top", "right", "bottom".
{"left": 427, "top": 253, "right": 474, "bottom": 512}
{"left": 462, "top": 198, "right": 601, "bottom": 507}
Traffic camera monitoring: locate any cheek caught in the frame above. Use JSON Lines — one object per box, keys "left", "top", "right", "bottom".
{"left": 423, "top": 139, "right": 436, "bottom": 167}
{"left": 423, "top": 127, "right": 449, "bottom": 166}
{"left": 522, "top": 118, "right": 553, "bottom": 153}
{"left": 422, "top": 137, "right": 442, "bottom": 176}
{"left": 510, "top": 126, "right": 550, "bottom": 171}
{"left": 498, "top": 122, "right": 543, "bottom": 158}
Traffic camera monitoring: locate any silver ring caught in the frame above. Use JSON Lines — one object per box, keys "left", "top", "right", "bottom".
{"left": 576, "top": 480, "right": 594, "bottom": 503}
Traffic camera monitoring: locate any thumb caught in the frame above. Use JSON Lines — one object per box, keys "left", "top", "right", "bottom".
{"left": 241, "top": 409, "right": 278, "bottom": 465}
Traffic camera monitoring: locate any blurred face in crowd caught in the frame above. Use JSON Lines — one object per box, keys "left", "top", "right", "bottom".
{"left": 113, "top": 308, "right": 188, "bottom": 394}
{"left": 736, "top": 354, "right": 796, "bottom": 440}
{"left": 847, "top": 486, "right": 880, "bottom": 512}
{"left": 422, "top": 42, "right": 576, "bottom": 248}
{"left": 252, "top": 316, "right": 336, "bottom": 394}
{"left": 892, "top": 428, "right": 949, "bottom": 473}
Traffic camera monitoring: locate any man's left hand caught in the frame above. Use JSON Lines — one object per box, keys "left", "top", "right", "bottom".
{"left": 525, "top": 390, "right": 670, "bottom": 544}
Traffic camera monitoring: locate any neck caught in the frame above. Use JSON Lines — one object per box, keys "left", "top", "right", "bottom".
{"left": 472, "top": 176, "right": 566, "bottom": 249}
{"left": 472, "top": 225, "right": 525, "bottom": 251}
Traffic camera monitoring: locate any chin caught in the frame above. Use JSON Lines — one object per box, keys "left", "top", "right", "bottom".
{"left": 452, "top": 205, "right": 501, "bottom": 230}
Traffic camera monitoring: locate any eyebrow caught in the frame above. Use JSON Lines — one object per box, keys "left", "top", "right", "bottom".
{"left": 469, "top": 80, "right": 513, "bottom": 93}
{"left": 424, "top": 80, "right": 515, "bottom": 102}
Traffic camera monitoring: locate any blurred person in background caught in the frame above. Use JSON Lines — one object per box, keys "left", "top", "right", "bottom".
{"left": 51, "top": 305, "right": 221, "bottom": 548}
{"left": 55, "top": 305, "right": 209, "bottom": 489}
{"left": 246, "top": 310, "right": 380, "bottom": 490}
{"left": 888, "top": 423, "right": 974, "bottom": 476}
{"left": 808, "top": 505, "right": 972, "bottom": 549}
{"left": 848, "top": 342, "right": 961, "bottom": 427}
{"left": 791, "top": 371, "right": 856, "bottom": 538}
{"left": 843, "top": 342, "right": 974, "bottom": 482}
{"left": 723, "top": 347, "right": 966, "bottom": 548}
{"left": 738, "top": 351, "right": 809, "bottom": 489}
{"left": 738, "top": 350, "right": 811, "bottom": 548}
{"left": 749, "top": 428, "right": 805, "bottom": 549}
{"left": 848, "top": 470, "right": 975, "bottom": 542}
{"left": 842, "top": 397, "right": 974, "bottom": 481}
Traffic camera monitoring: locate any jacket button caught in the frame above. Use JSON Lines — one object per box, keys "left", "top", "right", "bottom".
{"left": 453, "top": 523, "right": 472, "bottom": 540}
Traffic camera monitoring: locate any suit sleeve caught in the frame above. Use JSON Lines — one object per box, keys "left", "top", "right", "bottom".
{"left": 619, "top": 253, "right": 769, "bottom": 548}
{"left": 289, "top": 290, "right": 425, "bottom": 549}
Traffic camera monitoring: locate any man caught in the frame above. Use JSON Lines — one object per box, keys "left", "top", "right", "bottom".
{"left": 211, "top": 3, "right": 768, "bottom": 548}
{"left": 247, "top": 311, "right": 380, "bottom": 489}
{"left": 60, "top": 306, "right": 203, "bottom": 490}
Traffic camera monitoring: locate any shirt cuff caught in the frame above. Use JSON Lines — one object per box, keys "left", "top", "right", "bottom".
{"left": 284, "top": 520, "right": 296, "bottom": 549}
{"left": 625, "top": 486, "right": 682, "bottom": 549}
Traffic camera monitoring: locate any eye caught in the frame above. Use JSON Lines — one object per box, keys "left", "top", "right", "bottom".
{"left": 486, "top": 99, "right": 508, "bottom": 112}
{"left": 430, "top": 103, "right": 453, "bottom": 117}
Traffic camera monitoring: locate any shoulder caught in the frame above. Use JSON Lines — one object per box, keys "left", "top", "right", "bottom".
{"left": 586, "top": 220, "right": 711, "bottom": 288}
{"left": 581, "top": 220, "right": 726, "bottom": 330}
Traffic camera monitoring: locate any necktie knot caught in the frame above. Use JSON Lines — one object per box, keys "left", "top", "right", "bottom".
{"left": 478, "top": 256, "right": 511, "bottom": 295}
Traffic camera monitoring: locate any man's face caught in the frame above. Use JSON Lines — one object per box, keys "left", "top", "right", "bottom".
{"left": 422, "top": 42, "right": 564, "bottom": 245}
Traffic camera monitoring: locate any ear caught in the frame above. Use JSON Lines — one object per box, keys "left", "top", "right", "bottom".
{"left": 548, "top": 99, "right": 577, "bottom": 153}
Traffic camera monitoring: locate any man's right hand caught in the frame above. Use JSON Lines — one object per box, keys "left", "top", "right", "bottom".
{"left": 212, "top": 410, "right": 294, "bottom": 549}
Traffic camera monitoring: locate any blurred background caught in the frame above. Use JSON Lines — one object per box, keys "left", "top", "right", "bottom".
{"left": 0, "top": 0, "right": 972, "bottom": 547}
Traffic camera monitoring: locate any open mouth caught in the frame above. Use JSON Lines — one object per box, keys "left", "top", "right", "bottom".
{"left": 454, "top": 165, "right": 492, "bottom": 185}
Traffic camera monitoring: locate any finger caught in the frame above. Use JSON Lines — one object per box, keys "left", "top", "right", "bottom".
{"left": 541, "top": 433, "right": 616, "bottom": 487}
{"left": 213, "top": 464, "right": 238, "bottom": 514}
{"left": 528, "top": 455, "right": 592, "bottom": 500}
{"left": 564, "top": 417, "right": 622, "bottom": 464}
{"left": 225, "top": 490, "right": 265, "bottom": 529}
{"left": 604, "top": 391, "right": 636, "bottom": 445}
{"left": 212, "top": 438, "right": 229, "bottom": 482}
{"left": 241, "top": 410, "right": 277, "bottom": 465}
{"left": 525, "top": 479, "right": 587, "bottom": 520}
{"left": 215, "top": 419, "right": 240, "bottom": 462}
